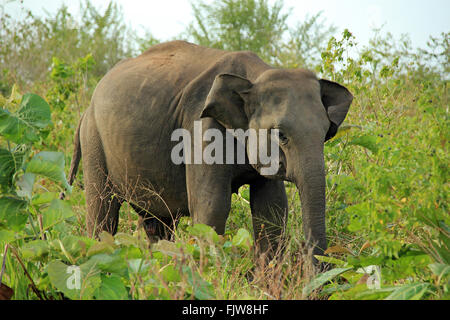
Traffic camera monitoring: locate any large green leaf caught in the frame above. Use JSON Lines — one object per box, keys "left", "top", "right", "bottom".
{"left": 42, "top": 199, "right": 74, "bottom": 230}
{"left": 183, "top": 266, "right": 215, "bottom": 300}
{"left": 0, "top": 229, "right": 15, "bottom": 243}
{"left": 232, "top": 228, "right": 253, "bottom": 251}
{"left": 31, "top": 192, "right": 60, "bottom": 206}
{"left": 87, "top": 252, "right": 128, "bottom": 276}
{"left": 21, "top": 240, "right": 49, "bottom": 261}
{"left": 348, "top": 134, "right": 379, "bottom": 154}
{"left": 428, "top": 263, "right": 450, "bottom": 283}
{"left": 0, "top": 197, "right": 28, "bottom": 231}
{"left": 0, "top": 93, "right": 51, "bottom": 143}
{"left": 47, "top": 261, "right": 79, "bottom": 299}
{"left": 94, "top": 274, "right": 129, "bottom": 300}
{"left": 17, "top": 94, "right": 52, "bottom": 128}
{"left": 161, "top": 264, "right": 182, "bottom": 283}
{"left": 384, "top": 283, "right": 430, "bottom": 300}
{"left": 47, "top": 260, "right": 102, "bottom": 300}
{"left": 302, "top": 267, "right": 353, "bottom": 296}
{"left": 26, "top": 151, "right": 71, "bottom": 192}
{"left": 187, "top": 224, "right": 220, "bottom": 243}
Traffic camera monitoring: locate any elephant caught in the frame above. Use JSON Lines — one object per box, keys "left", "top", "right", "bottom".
{"left": 67, "top": 40, "right": 353, "bottom": 262}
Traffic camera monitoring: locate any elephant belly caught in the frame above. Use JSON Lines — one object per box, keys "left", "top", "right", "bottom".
{"left": 101, "top": 125, "right": 190, "bottom": 219}
{"left": 110, "top": 157, "right": 189, "bottom": 219}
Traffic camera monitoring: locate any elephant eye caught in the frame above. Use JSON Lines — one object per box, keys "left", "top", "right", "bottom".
{"left": 277, "top": 131, "right": 289, "bottom": 145}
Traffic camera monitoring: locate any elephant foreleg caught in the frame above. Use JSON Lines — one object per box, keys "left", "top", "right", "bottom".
{"left": 250, "top": 178, "right": 288, "bottom": 258}
{"left": 186, "top": 165, "right": 232, "bottom": 235}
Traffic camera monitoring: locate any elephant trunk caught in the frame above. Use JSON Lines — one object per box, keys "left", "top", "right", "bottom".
{"left": 294, "top": 145, "right": 327, "bottom": 260}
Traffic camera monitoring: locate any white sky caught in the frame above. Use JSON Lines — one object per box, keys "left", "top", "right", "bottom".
{"left": 3, "top": 0, "right": 450, "bottom": 49}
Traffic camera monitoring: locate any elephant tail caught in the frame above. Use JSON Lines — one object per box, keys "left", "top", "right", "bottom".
{"left": 60, "top": 113, "right": 84, "bottom": 200}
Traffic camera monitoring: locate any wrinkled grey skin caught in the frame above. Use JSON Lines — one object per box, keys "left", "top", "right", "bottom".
{"left": 68, "top": 41, "right": 352, "bottom": 262}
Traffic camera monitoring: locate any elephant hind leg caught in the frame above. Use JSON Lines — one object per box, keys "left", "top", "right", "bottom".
{"left": 84, "top": 175, "right": 121, "bottom": 237}
{"left": 81, "top": 110, "right": 121, "bottom": 237}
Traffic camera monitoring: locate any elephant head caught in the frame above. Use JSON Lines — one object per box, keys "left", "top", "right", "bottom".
{"left": 201, "top": 69, "right": 353, "bottom": 258}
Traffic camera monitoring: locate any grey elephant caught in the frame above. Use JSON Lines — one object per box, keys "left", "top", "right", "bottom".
{"left": 67, "top": 40, "right": 352, "bottom": 262}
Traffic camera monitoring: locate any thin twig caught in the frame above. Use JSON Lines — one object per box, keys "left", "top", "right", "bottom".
{"left": 9, "top": 246, "right": 45, "bottom": 300}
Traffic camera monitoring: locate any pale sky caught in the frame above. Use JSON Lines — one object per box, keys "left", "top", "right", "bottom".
{"left": 3, "top": 0, "right": 450, "bottom": 49}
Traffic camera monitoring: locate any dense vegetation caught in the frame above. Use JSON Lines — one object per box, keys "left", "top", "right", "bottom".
{"left": 0, "top": 0, "right": 448, "bottom": 300}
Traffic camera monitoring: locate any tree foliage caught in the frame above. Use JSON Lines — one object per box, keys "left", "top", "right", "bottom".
{"left": 186, "top": 0, "right": 289, "bottom": 64}
{"left": 0, "top": 0, "right": 158, "bottom": 90}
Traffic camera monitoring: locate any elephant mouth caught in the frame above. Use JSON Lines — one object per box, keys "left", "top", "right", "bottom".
{"left": 254, "top": 160, "right": 287, "bottom": 180}
{"left": 276, "top": 161, "right": 286, "bottom": 178}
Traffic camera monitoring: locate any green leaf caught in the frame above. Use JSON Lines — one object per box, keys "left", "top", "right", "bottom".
{"left": 239, "top": 187, "right": 250, "bottom": 201}
{"left": 339, "top": 270, "right": 365, "bottom": 284}
{"left": 302, "top": 267, "right": 353, "bottom": 296}
{"left": 59, "top": 235, "right": 94, "bottom": 258}
{"left": 232, "top": 228, "right": 253, "bottom": 251}
{"left": 42, "top": 199, "right": 74, "bottom": 230}
{"left": 429, "top": 263, "right": 450, "bottom": 283}
{"left": 26, "top": 151, "right": 72, "bottom": 192}
{"left": 354, "top": 288, "right": 396, "bottom": 300}
{"left": 87, "top": 241, "right": 115, "bottom": 257}
{"left": 152, "top": 240, "right": 183, "bottom": 258}
{"left": 47, "top": 261, "right": 80, "bottom": 299}
{"left": 114, "top": 232, "right": 138, "bottom": 247}
{"left": 0, "top": 197, "right": 28, "bottom": 231}
{"left": 345, "top": 202, "right": 370, "bottom": 232}
{"left": 0, "top": 148, "right": 15, "bottom": 190}
{"left": 47, "top": 260, "right": 101, "bottom": 300}
{"left": 31, "top": 192, "right": 60, "bottom": 206}
{"left": 327, "top": 124, "right": 362, "bottom": 142}
{"left": 330, "top": 284, "right": 395, "bottom": 300}
{"left": 0, "top": 109, "right": 28, "bottom": 142}
{"left": 0, "top": 196, "right": 27, "bottom": 217}
{"left": 187, "top": 224, "right": 220, "bottom": 243}
{"left": 0, "top": 93, "right": 7, "bottom": 106}
{"left": 384, "top": 283, "right": 430, "bottom": 300}
{"left": 0, "top": 145, "right": 28, "bottom": 192}
{"left": 18, "top": 94, "right": 52, "bottom": 129}
{"left": 161, "top": 264, "right": 181, "bottom": 283}
{"left": 349, "top": 134, "right": 379, "bottom": 154}
{"left": 0, "top": 229, "right": 15, "bottom": 243}
{"left": 321, "top": 283, "right": 353, "bottom": 295}
{"left": 314, "top": 255, "right": 347, "bottom": 267}
{"left": 87, "top": 253, "right": 128, "bottom": 276}
{"left": 16, "top": 172, "right": 35, "bottom": 199}
{"left": 127, "top": 259, "right": 150, "bottom": 275}
{"left": 21, "top": 240, "right": 49, "bottom": 261}
{"left": 95, "top": 274, "right": 129, "bottom": 300}
{"left": 0, "top": 93, "right": 51, "bottom": 143}
{"left": 183, "top": 266, "right": 215, "bottom": 300}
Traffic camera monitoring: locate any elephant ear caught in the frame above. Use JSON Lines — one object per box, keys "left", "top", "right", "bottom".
{"left": 200, "top": 73, "right": 253, "bottom": 130}
{"left": 319, "top": 79, "right": 353, "bottom": 141}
